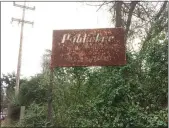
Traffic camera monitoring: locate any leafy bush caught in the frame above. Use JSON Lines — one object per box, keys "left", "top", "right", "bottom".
{"left": 17, "top": 103, "right": 52, "bottom": 127}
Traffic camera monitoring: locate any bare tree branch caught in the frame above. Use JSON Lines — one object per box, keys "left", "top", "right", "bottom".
{"left": 85, "top": 2, "right": 106, "bottom": 7}
{"left": 154, "top": 1, "right": 168, "bottom": 21}
{"left": 96, "top": 2, "right": 106, "bottom": 12}
{"left": 125, "top": 1, "right": 139, "bottom": 37}
{"left": 96, "top": 2, "right": 112, "bottom": 12}
{"left": 140, "top": 19, "right": 167, "bottom": 55}
{"left": 137, "top": 3, "right": 151, "bottom": 18}
{"left": 108, "top": 2, "right": 115, "bottom": 12}
{"left": 140, "top": 1, "right": 168, "bottom": 52}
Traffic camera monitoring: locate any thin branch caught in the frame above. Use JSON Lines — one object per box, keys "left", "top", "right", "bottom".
{"left": 122, "top": 5, "right": 148, "bottom": 22}
{"left": 108, "top": 2, "right": 115, "bottom": 12}
{"left": 154, "top": 1, "right": 168, "bottom": 21}
{"left": 137, "top": 3, "right": 151, "bottom": 18}
{"left": 96, "top": 2, "right": 112, "bottom": 12}
{"left": 140, "top": 20, "right": 167, "bottom": 54}
{"left": 85, "top": 3, "right": 106, "bottom": 7}
{"left": 123, "top": 2, "right": 130, "bottom": 10}
{"left": 125, "top": 1, "right": 139, "bottom": 37}
{"left": 96, "top": 2, "right": 106, "bottom": 12}
{"left": 140, "top": 1, "right": 168, "bottom": 53}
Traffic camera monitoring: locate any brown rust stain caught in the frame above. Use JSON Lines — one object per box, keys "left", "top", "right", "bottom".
{"left": 51, "top": 28, "right": 126, "bottom": 67}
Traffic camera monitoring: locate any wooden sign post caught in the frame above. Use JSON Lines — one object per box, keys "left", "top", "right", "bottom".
{"left": 48, "top": 27, "right": 126, "bottom": 121}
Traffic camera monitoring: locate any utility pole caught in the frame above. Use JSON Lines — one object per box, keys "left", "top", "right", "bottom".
{"left": 11, "top": 1, "right": 35, "bottom": 97}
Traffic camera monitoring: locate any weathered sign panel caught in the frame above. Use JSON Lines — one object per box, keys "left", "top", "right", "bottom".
{"left": 51, "top": 28, "right": 126, "bottom": 67}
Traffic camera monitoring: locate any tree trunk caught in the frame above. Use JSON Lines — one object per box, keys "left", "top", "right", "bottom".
{"left": 115, "top": 1, "right": 123, "bottom": 27}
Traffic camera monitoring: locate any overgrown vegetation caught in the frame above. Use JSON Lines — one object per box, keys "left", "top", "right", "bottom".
{"left": 1, "top": 1, "right": 168, "bottom": 127}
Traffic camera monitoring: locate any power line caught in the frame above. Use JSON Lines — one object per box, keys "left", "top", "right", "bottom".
{"left": 11, "top": 1, "right": 35, "bottom": 97}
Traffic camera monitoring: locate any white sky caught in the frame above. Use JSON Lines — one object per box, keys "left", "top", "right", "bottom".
{"left": 1, "top": 2, "right": 112, "bottom": 78}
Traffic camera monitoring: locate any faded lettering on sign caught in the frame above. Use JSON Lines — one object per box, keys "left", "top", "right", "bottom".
{"left": 51, "top": 28, "right": 126, "bottom": 67}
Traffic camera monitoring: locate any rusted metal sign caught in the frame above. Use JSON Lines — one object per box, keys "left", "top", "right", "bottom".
{"left": 51, "top": 28, "right": 126, "bottom": 67}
